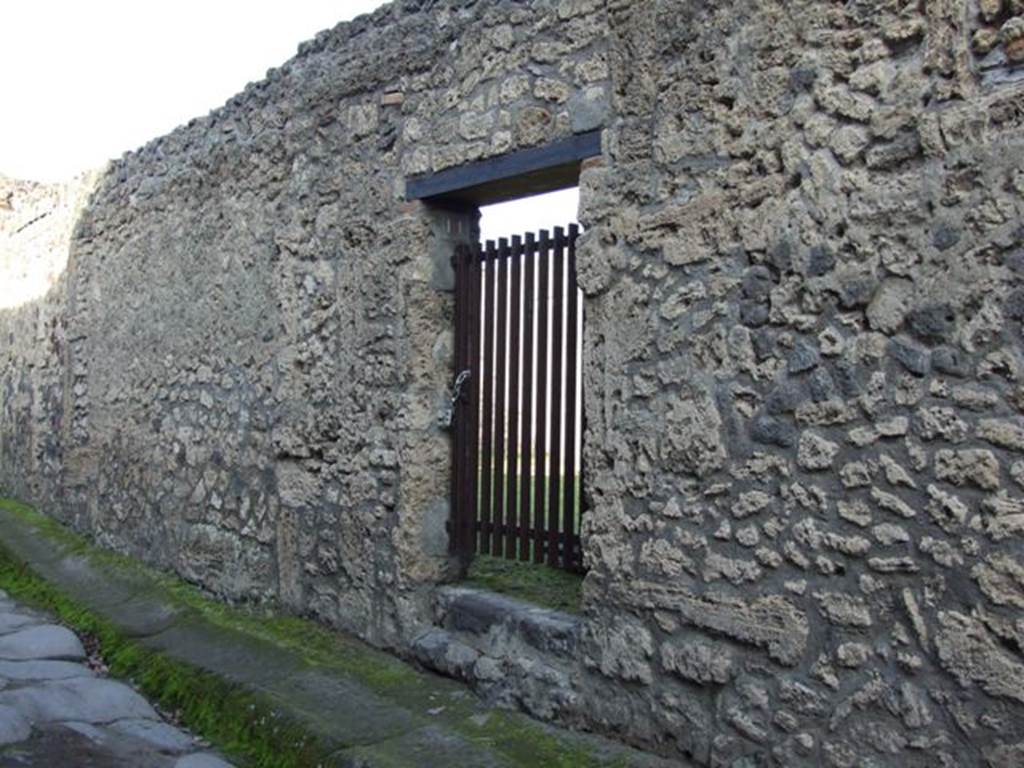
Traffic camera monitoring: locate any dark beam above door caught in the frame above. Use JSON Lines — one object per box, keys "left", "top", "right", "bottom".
{"left": 405, "top": 130, "right": 601, "bottom": 206}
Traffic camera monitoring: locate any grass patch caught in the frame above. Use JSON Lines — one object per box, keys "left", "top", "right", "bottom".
{"left": 475, "top": 473, "right": 583, "bottom": 564}
{"left": 465, "top": 555, "right": 583, "bottom": 614}
{"left": 0, "top": 540, "right": 333, "bottom": 768}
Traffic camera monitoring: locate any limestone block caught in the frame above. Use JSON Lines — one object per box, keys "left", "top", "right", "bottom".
{"left": 661, "top": 390, "right": 727, "bottom": 478}
{"left": 935, "top": 612, "right": 1024, "bottom": 703}
{"left": 732, "top": 491, "right": 772, "bottom": 519}
{"left": 986, "top": 742, "right": 1024, "bottom": 768}
{"left": 934, "top": 449, "right": 1001, "bottom": 491}
{"left": 410, "top": 630, "right": 480, "bottom": 682}
{"left": 814, "top": 593, "right": 873, "bottom": 628}
{"left": 915, "top": 407, "right": 968, "bottom": 442}
{"left": 866, "top": 279, "right": 913, "bottom": 333}
{"left": 973, "top": 554, "right": 1024, "bottom": 608}
{"left": 617, "top": 583, "right": 809, "bottom": 667}
{"left": 797, "top": 433, "right": 839, "bottom": 471}
{"left": 978, "top": 418, "right": 1024, "bottom": 452}
{"left": 870, "top": 487, "right": 916, "bottom": 519}
{"left": 660, "top": 638, "right": 735, "bottom": 685}
{"left": 1004, "top": 17, "right": 1024, "bottom": 63}
{"left": 584, "top": 617, "right": 653, "bottom": 685}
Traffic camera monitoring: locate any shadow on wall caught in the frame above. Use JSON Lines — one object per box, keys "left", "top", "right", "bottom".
{"left": 0, "top": 173, "right": 99, "bottom": 516}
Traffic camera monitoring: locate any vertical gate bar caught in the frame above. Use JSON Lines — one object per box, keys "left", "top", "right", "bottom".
{"left": 479, "top": 241, "right": 497, "bottom": 555}
{"left": 451, "top": 244, "right": 469, "bottom": 559}
{"left": 492, "top": 239, "right": 510, "bottom": 557}
{"left": 533, "top": 230, "right": 551, "bottom": 564}
{"left": 505, "top": 236, "right": 523, "bottom": 559}
{"left": 547, "top": 228, "right": 566, "bottom": 568}
{"left": 467, "top": 245, "right": 483, "bottom": 557}
{"left": 519, "top": 234, "right": 536, "bottom": 561}
{"left": 578, "top": 227, "right": 588, "bottom": 572}
{"left": 461, "top": 245, "right": 476, "bottom": 560}
{"left": 449, "top": 246, "right": 462, "bottom": 557}
{"left": 562, "top": 224, "right": 580, "bottom": 570}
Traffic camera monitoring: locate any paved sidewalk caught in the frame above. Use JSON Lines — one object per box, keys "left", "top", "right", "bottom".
{"left": 0, "top": 588, "right": 231, "bottom": 768}
{"left": 0, "top": 500, "right": 681, "bottom": 767}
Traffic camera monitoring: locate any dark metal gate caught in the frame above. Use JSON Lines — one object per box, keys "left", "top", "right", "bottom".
{"left": 451, "top": 224, "right": 584, "bottom": 572}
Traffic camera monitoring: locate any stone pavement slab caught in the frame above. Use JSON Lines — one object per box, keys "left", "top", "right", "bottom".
{"left": 0, "top": 677, "right": 158, "bottom": 724}
{"left": 0, "top": 614, "right": 41, "bottom": 636}
{"left": 0, "top": 705, "right": 30, "bottom": 747}
{"left": 0, "top": 722, "right": 178, "bottom": 767}
{"left": 0, "top": 659, "right": 94, "bottom": 682}
{"left": 0, "top": 625, "right": 85, "bottom": 661}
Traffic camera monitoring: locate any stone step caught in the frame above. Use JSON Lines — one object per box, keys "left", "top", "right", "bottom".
{"left": 434, "top": 586, "right": 582, "bottom": 658}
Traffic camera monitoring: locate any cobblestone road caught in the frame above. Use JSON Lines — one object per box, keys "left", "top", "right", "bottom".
{"left": 0, "top": 589, "right": 232, "bottom": 767}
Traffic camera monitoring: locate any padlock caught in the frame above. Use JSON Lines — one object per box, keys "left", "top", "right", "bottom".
{"left": 439, "top": 403, "right": 454, "bottom": 430}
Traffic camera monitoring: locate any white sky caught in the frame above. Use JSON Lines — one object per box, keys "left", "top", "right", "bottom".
{"left": 0, "top": 1, "right": 388, "bottom": 181}
{"left": 479, "top": 189, "right": 580, "bottom": 243}
{"left": 0, "top": 1, "right": 579, "bottom": 238}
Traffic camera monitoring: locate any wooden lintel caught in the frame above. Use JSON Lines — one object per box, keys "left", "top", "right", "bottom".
{"left": 405, "top": 130, "right": 601, "bottom": 206}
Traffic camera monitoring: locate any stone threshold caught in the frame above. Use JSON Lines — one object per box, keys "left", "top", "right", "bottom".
{"left": 440, "top": 586, "right": 581, "bottom": 656}
{"left": 412, "top": 586, "right": 581, "bottom": 680}
{"left": 0, "top": 499, "right": 674, "bottom": 768}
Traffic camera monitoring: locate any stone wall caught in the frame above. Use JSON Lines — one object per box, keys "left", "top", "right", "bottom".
{"left": 0, "top": 174, "right": 97, "bottom": 514}
{"left": 2, "top": 1, "right": 1024, "bottom": 766}
{"left": 2, "top": 0, "right": 611, "bottom": 645}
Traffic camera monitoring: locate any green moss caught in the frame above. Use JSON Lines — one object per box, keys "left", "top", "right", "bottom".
{"left": 0, "top": 509, "right": 337, "bottom": 767}
{"left": 0, "top": 496, "right": 481, "bottom": 723}
{"left": 0, "top": 498, "right": 151, "bottom": 578}
{"left": 458, "top": 710, "right": 628, "bottom": 768}
{"left": 465, "top": 555, "right": 583, "bottom": 614}
{"left": 0, "top": 498, "right": 79, "bottom": 549}
{"left": 0, "top": 555, "right": 335, "bottom": 768}
{"left": 153, "top": 581, "right": 477, "bottom": 720}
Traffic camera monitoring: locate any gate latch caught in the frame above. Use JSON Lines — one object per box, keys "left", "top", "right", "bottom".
{"left": 440, "top": 369, "right": 471, "bottom": 429}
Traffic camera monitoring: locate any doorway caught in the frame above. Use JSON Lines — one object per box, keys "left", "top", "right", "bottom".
{"left": 450, "top": 208, "right": 585, "bottom": 573}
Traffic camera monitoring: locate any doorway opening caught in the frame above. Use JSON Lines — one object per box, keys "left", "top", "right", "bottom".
{"left": 406, "top": 132, "right": 598, "bottom": 590}
{"left": 452, "top": 188, "right": 585, "bottom": 576}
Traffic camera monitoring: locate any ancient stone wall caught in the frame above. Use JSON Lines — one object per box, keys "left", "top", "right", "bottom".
{"left": 0, "top": 0, "right": 612, "bottom": 642}
{"left": 1, "top": 1, "right": 1023, "bottom": 766}
{"left": 575, "top": 2, "right": 1024, "bottom": 765}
